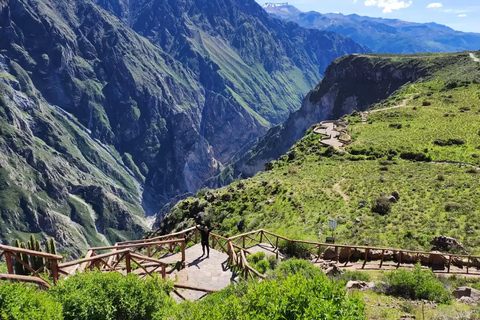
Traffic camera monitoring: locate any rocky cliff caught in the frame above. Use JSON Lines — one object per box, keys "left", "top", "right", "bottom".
{"left": 229, "top": 54, "right": 439, "bottom": 178}
{"left": 0, "top": 0, "right": 366, "bottom": 251}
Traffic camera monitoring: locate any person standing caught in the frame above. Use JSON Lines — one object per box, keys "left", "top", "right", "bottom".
{"left": 197, "top": 223, "right": 218, "bottom": 258}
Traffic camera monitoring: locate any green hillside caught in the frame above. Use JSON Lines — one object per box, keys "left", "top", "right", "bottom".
{"left": 158, "top": 51, "right": 480, "bottom": 254}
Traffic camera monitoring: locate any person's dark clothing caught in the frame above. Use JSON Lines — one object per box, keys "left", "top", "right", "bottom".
{"left": 197, "top": 225, "right": 214, "bottom": 256}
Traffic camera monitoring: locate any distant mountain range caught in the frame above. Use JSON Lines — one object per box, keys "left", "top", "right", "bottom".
{"left": 263, "top": 3, "right": 480, "bottom": 53}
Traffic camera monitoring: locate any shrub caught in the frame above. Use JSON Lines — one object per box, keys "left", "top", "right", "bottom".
{"left": 255, "top": 260, "right": 270, "bottom": 274}
{"left": 388, "top": 123, "right": 402, "bottom": 129}
{"left": 50, "top": 272, "right": 174, "bottom": 320}
{"left": 267, "top": 255, "right": 278, "bottom": 270}
{"left": 337, "top": 270, "right": 371, "bottom": 284}
{"left": 168, "top": 272, "right": 365, "bottom": 320}
{"left": 400, "top": 152, "right": 431, "bottom": 162}
{"left": 278, "top": 240, "right": 312, "bottom": 259}
{"left": 445, "top": 202, "right": 461, "bottom": 212}
{"left": 247, "top": 252, "right": 266, "bottom": 264}
{"left": 371, "top": 197, "right": 392, "bottom": 215}
{"left": 422, "top": 101, "right": 431, "bottom": 106}
{"left": 0, "top": 282, "right": 62, "bottom": 320}
{"left": 383, "top": 264, "right": 451, "bottom": 304}
{"left": 272, "top": 259, "right": 324, "bottom": 280}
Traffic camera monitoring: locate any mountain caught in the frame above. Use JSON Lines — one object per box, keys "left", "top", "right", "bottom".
{"left": 0, "top": 0, "right": 366, "bottom": 252}
{"left": 156, "top": 50, "right": 480, "bottom": 254}
{"left": 263, "top": 4, "right": 480, "bottom": 54}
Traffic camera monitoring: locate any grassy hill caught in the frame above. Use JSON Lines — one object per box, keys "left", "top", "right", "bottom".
{"left": 158, "top": 51, "right": 480, "bottom": 254}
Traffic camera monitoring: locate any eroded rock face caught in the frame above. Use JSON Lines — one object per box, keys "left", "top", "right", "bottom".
{"left": 229, "top": 54, "right": 429, "bottom": 182}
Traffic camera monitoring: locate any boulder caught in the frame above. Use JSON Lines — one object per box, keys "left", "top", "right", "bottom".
{"left": 351, "top": 248, "right": 365, "bottom": 261}
{"left": 453, "top": 286, "right": 480, "bottom": 302}
{"left": 322, "top": 247, "right": 338, "bottom": 260}
{"left": 387, "top": 195, "right": 398, "bottom": 203}
{"left": 394, "top": 252, "right": 416, "bottom": 264}
{"left": 368, "top": 249, "right": 383, "bottom": 260}
{"left": 324, "top": 265, "right": 341, "bottom": 277}
{"left": 346, "top": 280, "right": 368, "bottom": 290}
{"left": 429, "top": 251, "right": 447, "bottom": 269}
{"left": 430, "top": 235, "right": 463, "bottom": 251}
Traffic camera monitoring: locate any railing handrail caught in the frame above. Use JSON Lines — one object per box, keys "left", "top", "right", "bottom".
{"left": 0, "top": 244, "right": 63, "bottom": 260}
{"left": 88, "top": 238, "right": 185, "bottom": 251}
{"left": 117, "top": 227, "right": 196, "bottom": 245}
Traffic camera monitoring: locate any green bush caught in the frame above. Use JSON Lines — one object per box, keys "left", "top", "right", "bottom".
{"left": 338, "top": 270, "right": 371, "bottom": 283}
{"left": 49, "top": 272, "right": 174, "bottom": 320}
{"left": 267, "top": 255, "right": 278, "bottom": 270}
{"left": 271, "top": 259, "right": 324, "bottom": 280}
{"left": 255, "top": 260, "right": 270, "bottom": 274}
{"left": 371, "top": 196, "right": 392, "bottom": 215}
{"left": 168, "top": 272, "right": 365, "bottom": 319}
{"left": 250, "top": 252, "right": 266, "bottom": 264}
{"left": 383, "top": 264, "right": 451, "bottom": 303}
{"left": 0, "top": 282, "right": 62, "bottom": 320}
{"left": 278, "top": 240, "right": 312, "bottom": 259}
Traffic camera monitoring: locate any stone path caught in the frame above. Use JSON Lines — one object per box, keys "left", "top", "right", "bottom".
{"left": 314, "top": 122, "right": 349, "bottom": 150}
{"left": 162, "top": 244, "right": 237, "bottom": 301}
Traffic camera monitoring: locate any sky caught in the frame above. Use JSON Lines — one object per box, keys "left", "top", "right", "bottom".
{"left": 256, "top": 0, "right": 480, "bottom": 33}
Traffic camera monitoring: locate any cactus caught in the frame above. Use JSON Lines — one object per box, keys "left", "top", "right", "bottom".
{"left": 13, "top": 239, "right": 27, "bottom": 275}
{"left": 20, "top": 242, "right": 30, "bottom": 275}
{"left": 49, "top": 238, "right": 57, "bottom": 255}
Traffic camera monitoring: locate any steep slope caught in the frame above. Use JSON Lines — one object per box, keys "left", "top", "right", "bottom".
{"left": 264, "top": 4, "right": 480, "bottom": 54}
{"left": 0, "top": 54, "right": 147, "bottom": 256}
{"left": 0, "top": 0, "right": 366, "bottom": 211}
{"left": 229, "top": 53, "right": 440, "bottom": 178}
{"left": 157, "top": 51, "right": 480, "bottom": 254}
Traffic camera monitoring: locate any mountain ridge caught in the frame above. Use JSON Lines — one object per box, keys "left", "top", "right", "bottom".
{"left": 263, "top": 4, "right": 480, "bottom": 53}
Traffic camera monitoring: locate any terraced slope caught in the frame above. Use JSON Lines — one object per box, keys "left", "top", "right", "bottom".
{"left": 157, "top": 51, "right": 480, "bottom": 254}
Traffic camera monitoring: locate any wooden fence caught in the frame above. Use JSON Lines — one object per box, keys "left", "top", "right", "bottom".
{"left": 0, "top": 244, "right": 63, "bottom": 287}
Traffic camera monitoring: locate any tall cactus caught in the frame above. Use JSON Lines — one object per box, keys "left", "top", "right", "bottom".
{"left": 13, "top": 239, "right": 26, "bottom": 275}
{"left": 20, "top": 242, "right": 30, "bottom": 275}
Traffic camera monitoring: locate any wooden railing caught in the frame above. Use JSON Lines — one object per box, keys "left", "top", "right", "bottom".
{"left": 229, "top": 229, "right": 480, "bottom": 274}
{"left": 0, "top": 244, "right": 63, "bottom": 287}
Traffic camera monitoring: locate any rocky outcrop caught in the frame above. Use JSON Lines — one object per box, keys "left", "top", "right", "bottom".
{"left": 229, "top": 54, "right": 430, "bottom": 179}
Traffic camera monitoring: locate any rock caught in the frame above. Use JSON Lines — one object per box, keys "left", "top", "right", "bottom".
{"left": 399, "top": 315, "right": 416, "bottom": 319}
{"left": 430, "top": 235, "right": 464, "bottom": 251}
{"left": 324, "top": 265, "right": 341, "bottom": 277}
{"left": 388, "top": 195, "right": 398, "bottom": 203}
{"left": 429, "top": 251, "right": 447, "bottom": 269}
{"left": 452, "top": 286, "right": 472, "bottom": 299}
{"left": 322, "top": 247, "right": 338, "bottom": 260}
{"left": 458, "top": 296, "right": 475, "bottom": 304}
{"left": 368, "top": 249, "right": 383, "bottom": 260}
{"left": 346, "top": 280, "right": 368, "bottom": 290}
{"left": 453, "top": 286, "right": 480, "bottom": 302}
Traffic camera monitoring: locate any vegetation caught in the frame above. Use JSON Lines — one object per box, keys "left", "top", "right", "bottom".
{"left": 0, "top": 261, "right": 365, "bottom": 320}
{"left": 160, "top": 52, "right": 480, "bottom": 254}
{"left": 382, "top": 264, "right": 451, "bottom": 304}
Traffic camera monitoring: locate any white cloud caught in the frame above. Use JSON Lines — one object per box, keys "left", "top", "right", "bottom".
{"left": 364, "top": 0, "right": 412, "bottom": 13}
{"left": 426, "top": 3, "right": 442, "bottom": 9}
{"left": 458, "top": 14, "right": 467, "bottom": 17}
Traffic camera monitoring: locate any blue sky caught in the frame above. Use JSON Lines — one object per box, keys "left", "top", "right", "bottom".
{"left": 256, "top": 0, "right": 480, "bottom": 33}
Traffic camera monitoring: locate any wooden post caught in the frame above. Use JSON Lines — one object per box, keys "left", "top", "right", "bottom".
{"left": 212, "top": 236, "right": 216, "bottom": 249}
{"left": 181, "top": 240, "right": 186, "bottom": 263}
{"left": 275, "top": 236, "right": 279, "bottom": 251}
{"left": 447, "top": 255, "right": 452, "bottom": 273}
{"left": 345, "top": 247, "right": 351, "bottom": 266}
{"left": 335, "top": 247, "right": 339, "bottom": 263}
{"left": 379, "top": 250, "right": 385, "bottom": 269}
{"left": 5, "top": 252, "right": 13, "bottom": 274}
{"left": 467, "top": 256, "right": 470, "bottom": 274}
{"left": 195, "top": 228, "right": 198, "bottom": 243}
{"left": 126, "top": 252, "right": 131, "bottom": 274}
{"left": 397, "top": 251, "right": 402, "bottom": 268}
{"left": 147, "top": 245, "right": 151, "bottom": 257}
{"left": 316, "top": 245, "right": 322, "bottom": 263}
{"left": 51, "top": 260, "right": 59, "bottom": 285}
{"left": 362, "top": 249, "right": 369, "bottom": 269}
{"left": 242, "top": 236, "right": 245, "bottom": 249}
{"left": 161, "top": 264, "right": 166, "bottom": 279}
{"left": 260, "top": 231, "right": 263, "bottom": 244}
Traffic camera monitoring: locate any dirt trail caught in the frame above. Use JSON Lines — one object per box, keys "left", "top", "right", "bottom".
{"left": 360, "top": 98, "right": 409, "bottom": 124}
{"left": 332, "top": 179, "right": 349, "bottom": 204}
{"left": 470, "top": 52, "right": 479, "bottom": 63}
